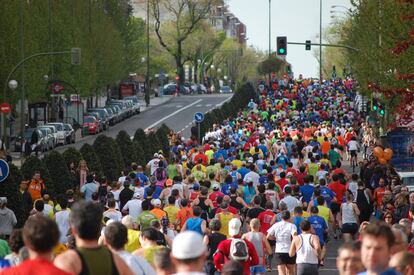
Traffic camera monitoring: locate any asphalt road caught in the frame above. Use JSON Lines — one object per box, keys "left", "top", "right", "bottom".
{"left": 53, "top": 93, "right": 232, "bottom": 153}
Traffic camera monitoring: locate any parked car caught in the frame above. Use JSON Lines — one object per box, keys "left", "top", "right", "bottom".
{"left": 87, "top": 112, "right": 104, "bottom": 132}
{"left": 163, "top": 83, "right": 177, "bottom": 95}
{"left": 14, "top": 128, "right": 45, "bottom": 153}
{"left": 63, "top": 123, "right": 76, "bottom": 144}
{"left": 83, "top": 116, "right": 100, "bottom": 135}
{"left": 110, "top": 100, "right": 132, "bottom": 118}
{"left": 105, "top": 105, "right": 123, "bottom": 123}
{"left": 220, "top": 86, "right": 232, "bottom": 93}
{"left": 38, "top": 125, "right": 58, "bottom": 148}
{"left": 38, "top": 127, "right": 55, "bottom": 151}
{"left": 123, "top": 96, "right": 141, "bottom": 114}
{"left": 45, "top": 122, "right": 66, "bottom": 145}
{"left": 198, "top": 84, "right": 208, "bottom": 93}
{"left": 88, "top": 108, "right": 110, "bottom": 130}
{"left": 104, "top": 107, "right": 117, "bottom": 125}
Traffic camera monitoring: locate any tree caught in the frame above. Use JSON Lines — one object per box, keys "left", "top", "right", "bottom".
{"left": 150, "top": 0, "right": 218, "bottom": 86}
{"left": 257, "top": 55, "right": 286, "bottom": 77}
{"left": 156, "top": 124, "right": 171, "bottom": 158}
{"left": 62, "top": 147, "right": 83, "bottom": 168}
{"left": 20, "top": 156, "right": 53, "bottom": 194}
{"left": 79, "top": 143, "right": 103, "bottom": 177}
{"left": 133, "top": 142, "right": 146, "bottom": 166}
{"left": 44, "top": 151, "right": 72, "bottom": 195}
{"left": 116, "top": 130, "right": 138, "bottom": 168}
{"left": 93, "top": 135, "right": 122, "bottom": 181}
{"left": 0, "top": 164, "right": 25, "bottom": 227}
{"left": 147, "top": 132, "right": 162, "bottom": 158}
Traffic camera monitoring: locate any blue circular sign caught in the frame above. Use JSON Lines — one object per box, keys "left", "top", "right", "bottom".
{"left": 194, "top": 112, "right": 204, "bottom": 123}
{"left": 0, "top": 159, "right": 10, "bottom": 182}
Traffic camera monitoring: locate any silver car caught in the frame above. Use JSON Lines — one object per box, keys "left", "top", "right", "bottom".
{"left": 38, "top": 125, "right": 58, "bottom": 148}
{"left": 38, "top": 127, "right": 54, "bottom": 151}
{"left": 46, "top": 122, "right": 66, "bottom": 145}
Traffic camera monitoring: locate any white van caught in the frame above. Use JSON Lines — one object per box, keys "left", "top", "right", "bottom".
{"left": 398, "top": 171, "right": 414, "bottom": 192}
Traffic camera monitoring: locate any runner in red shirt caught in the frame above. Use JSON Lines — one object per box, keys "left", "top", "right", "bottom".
{"left": 328, "top": 175, "right": 347, "bottom": 203}
{"left": 257, "top": 201, "right": 276, "bottom": 235}
{"left": 209, "top": 184, "right": 225, "bottom": 207}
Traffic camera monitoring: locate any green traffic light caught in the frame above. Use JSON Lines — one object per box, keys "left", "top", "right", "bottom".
{"left": 380, "top": 109, "right": 385, "bottom": 116}
{"left": 373, "top": 105, "right": 378, "bottom": 111}
{"left": 279, "top": 49, "right": 285, "bottom": 54}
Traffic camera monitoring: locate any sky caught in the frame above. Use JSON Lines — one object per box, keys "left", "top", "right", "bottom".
{"left": 228, "top": 0, "right": 352, "bottom": 78}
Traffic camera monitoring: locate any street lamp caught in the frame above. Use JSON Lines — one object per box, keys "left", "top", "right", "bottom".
{"left": 8, "top": 80, "right": 18, "bottom": 90}
{"left": 2, "top": 80, "right": 18, "bottom": 150}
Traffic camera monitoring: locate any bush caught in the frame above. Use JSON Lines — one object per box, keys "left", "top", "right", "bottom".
{"left": 62, "top": 147, "right": 83, "bottom": 168}
{"left": 108, "top": 136, "right": 126, "bottom": 170}
{"left": 116, "top": 130, "right": 138, "bottom": 168}
{"left": 79, "top": 143, "right": 103, "bottom": 177}
{"left": 133, "top": 141, "right": 146, "bottom": 166}
{"left": 93, "top": 135, "right": 122, "bottom": 181}
{"left": 20, "top": 156, "right": 53, "bottom": 195}
{"left": 44, "top": 151, "right": 73, "bottom": 195}
{"left": 156, "top": 124, "right": 171, "bottom": 159}
{"left": 147, "top": 132, "right": 162, "bottom": 158}
{"left": 0, "top": 164, "right": 25, "bottom": 227}
{"left": 134, "top": 128, "right": 152, "bottom": 162}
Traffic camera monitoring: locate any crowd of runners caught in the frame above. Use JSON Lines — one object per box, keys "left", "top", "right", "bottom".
{"left": 0, "top": 77, "right": 413, "bottom": 275}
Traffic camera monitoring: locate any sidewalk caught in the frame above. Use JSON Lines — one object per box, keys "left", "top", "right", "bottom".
{"left": 10, "top": 94, "right": 173, "bottom": 168}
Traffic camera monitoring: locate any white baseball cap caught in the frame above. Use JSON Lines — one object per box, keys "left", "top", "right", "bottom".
{"left": 228, "top": 218, "right": 242, "bottom": 236}
{"left": 151, "top": 199, "right": 161, "bottom": 207}
{"left": 172, "top": 231, "right": 207, "bottom": 260}
{"left": 212, "top": 183, "right": 220, "bottom": 190}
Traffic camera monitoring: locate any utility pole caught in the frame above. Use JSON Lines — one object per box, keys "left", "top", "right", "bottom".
{"left": 145, "top": 0, "right": 150, "bottom": 107}
{"left": 269, "top": 0, "right": 271, "bottom": 56}
{"left": 319, "top": 0, "right": 323, "bottom": 81}
{"left": 19, "top": 0, "right": 25, "bottom": 139}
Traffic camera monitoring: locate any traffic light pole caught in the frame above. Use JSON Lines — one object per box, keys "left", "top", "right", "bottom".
{"left": 287, "top": 41, "right": 359, "bottom": 52}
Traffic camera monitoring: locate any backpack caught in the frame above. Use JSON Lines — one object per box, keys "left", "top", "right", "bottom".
{"left": 229, "top": 238, "right": 249, "bottom": 261}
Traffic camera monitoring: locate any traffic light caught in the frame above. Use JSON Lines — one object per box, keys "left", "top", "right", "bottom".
{"left": 277, "top": 36, "right": 287, "bottom": 55}
{"left": 305, "top": 40, "right": 311, "bottom": 51}
{"left": 379, "top": 106, "right": 385, "bottom": 116}
{"left": 372, "top": 98, "right": 378, "bottom": 111}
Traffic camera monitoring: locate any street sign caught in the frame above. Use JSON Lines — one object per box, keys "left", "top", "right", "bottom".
{"left": 0, "top": 103, "right": 12, "bottom": 114}
{"left": 0, "top": 159, "right": 10, "bottom": 182}
{"left": 194, "top": 112, "right": 204, "bottom": 123}
{"left": 70, "top": 94, "right": 80, "bottom": 102}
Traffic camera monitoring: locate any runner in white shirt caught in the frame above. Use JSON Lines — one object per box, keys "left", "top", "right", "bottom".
{"left": 280, "top": 186, "right": 301, "bottom": 213}
{"left": 267, "top": 210, "right": 298, "bottom": 275}
{"left": 55, "top": 198, "right": 70, "bottom": 244}
{"left": 146, "top": 154, "right": 160, "bottom": 175}
{"left": 122, "top": 194, "right": 143, "bottom": 220}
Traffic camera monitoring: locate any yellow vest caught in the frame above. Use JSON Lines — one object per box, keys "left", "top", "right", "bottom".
{"left": 218, "top": 212, "right": 234, "bottom": 238}
{"left": 317, "top": 206, "right": 330, "bottom": 227}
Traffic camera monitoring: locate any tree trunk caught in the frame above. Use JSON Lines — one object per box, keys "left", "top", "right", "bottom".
{"left": 176, "top": 41, "right": 185, "bottom": 88}
{"left": 194, "top": 60, "right": 198, "bottom": 84}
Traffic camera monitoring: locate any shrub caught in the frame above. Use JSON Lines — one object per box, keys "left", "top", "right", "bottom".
{"left": 133, "top": 141, "right": 146, "bottom": 166}
{"left": 20, "top": 156, "right": 53, "bottom": 195}
{"left": 116, "top": 130, "right": 138, "bottom": 168}
{"left": 44, "top": 151, "right": 73, "bottom": 195}
{"left": 0, "top": 164, "right": 25, "bottom": 227}
{"left": 134, "top": 128, "right": 152, "bottom": 162}
{"left": 62, "top": 147, "right": 83, "bottom": 168}
{"left": 79, "top": 143, "right": 103, "bottom": 177}
{"left": 156, "top": 124, "right": 171, "bottom": 159}
{"left": 147, "top": 132, "right": 162, "bottom": 158}
{"left": 93, "top": 135, "right": 122, "bottom": 181}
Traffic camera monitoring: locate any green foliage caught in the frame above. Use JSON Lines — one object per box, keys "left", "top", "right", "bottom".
{"left": 258, "top": 56, "right": 286, "bottom": 76}
{"left": 116, "top": 130, "right": 138, "bottom": 168}
{"left": 43, "top": 151, "right": 72, "bottom": 195}
{"left": 133, "top": 142, "right": 146, "bottom": 167}
{"left": 79, "top": 143, "right": 103, "bottom": 177}
{"left": 93, "top": 135, "right": 122, "bottom": 181}
{"left": 0, "top": 164, "right": 25, "bottom": 227}
{"left": 147, "top": 132, "right": 162, "bottom": 159}
{"left": 156, "top": 124, "right": 171, "bottom": 159}
{"left": 134, "top": 128, "right": 152, "bottom": 162}
{"left": 62, "top": 147, "right": 83, "bottom": 168}
{"left": 20, "top": 156, "right": 53, "bottom": 194}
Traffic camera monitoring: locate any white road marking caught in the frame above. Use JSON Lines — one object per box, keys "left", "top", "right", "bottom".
{"left": 206, "top": 104, "right": 212, "bottom": 107}
{"left": 196, "top": 104, "right": 203, "bottom": 107}
{"left": 176, "top": 105, "right": 183, "bottom": 108}
{"left": 145, "top": 99, "right": 203, "bottom": 131}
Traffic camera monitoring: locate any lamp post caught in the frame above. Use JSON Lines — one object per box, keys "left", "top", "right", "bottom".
{"left": 145, "top": 0, "right": 150, "bottom": 107}
{"left": 319, "top": 0, "right": 322, "bottom": 82}
{"left": 268, "top": 0, "right": 271, "bottom": 56}
{"left": 2, "top": 80, "right": 18, "bottom": 150}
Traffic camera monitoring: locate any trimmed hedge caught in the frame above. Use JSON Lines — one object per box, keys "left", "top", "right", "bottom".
{"left": 62, "top": 147, "right": 83, "bottom": 168}
{"left": 93, "top": 135, "right": 122, "bottom": 181}
{"left": 0, "top": 164, "right": 24, "bottom": 227}
{"left": 44, "top": 151, "right": 73, "bottom": 195}
{"left": 79, "top": 143, "right": 103, "bottom": 177}
{"left": 116, "top": 130, "right": 137, "bottom": 169}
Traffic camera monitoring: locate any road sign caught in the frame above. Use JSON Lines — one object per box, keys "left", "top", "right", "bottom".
{"left": 0, "top": 103, "right": 12, "bottom": 114}
{"left": 0, "top": 159, "right": 10, "bottom": 182}
{"left": 194, "top": 112, "right": 204, "bottom": 123}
